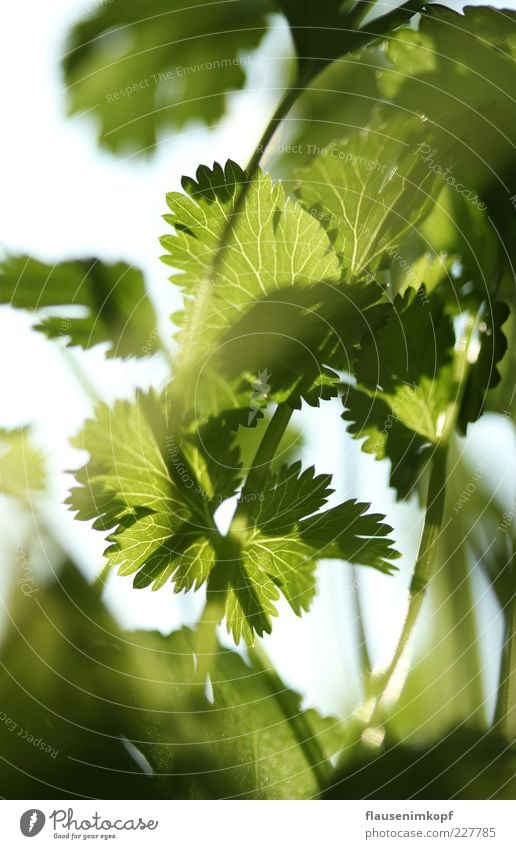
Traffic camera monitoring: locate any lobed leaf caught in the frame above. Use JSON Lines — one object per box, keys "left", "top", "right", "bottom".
{"left": 0, "top": 256, "right": 158, "bottom": 359}
{"left": 63, "top": 0, "right": 272, "bottom": 155}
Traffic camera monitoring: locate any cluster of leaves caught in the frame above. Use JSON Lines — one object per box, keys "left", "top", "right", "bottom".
{"left": 1, "top": 0, "right": 514, "bottom": 801}
{"left": 68, "top": 391, "right": 399, "bottom": 644}
{"left": 3, "top": 8, "right": 512, "bottom": 644}
{"left": 62, "top": 0, "right": 427, "bottom": 154}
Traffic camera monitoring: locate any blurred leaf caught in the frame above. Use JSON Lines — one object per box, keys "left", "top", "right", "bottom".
{"left": 63, "top": 0, "right": 272, "bottom": 155}
{"left": 0, "top": 560, "right": 347, "bottom": 799}
{"left": 275, "top": 47, "right": 387, "bottom": 179}
{"left": 0, "top": 256, "right": 159, "bottom": 359}
{"left": 122, "top": 627, "right": 346, "bottom": 799}
{"left": 378, "top": 5, "right": 516, "bottom": 267}
{"left": 458, "top": 301, "right": 511, "bottom": 433}
{"left": 0, "top": 561, "right": 155, "bottom": 798}
{"left": 0, "top": 427, "right": 46, "bottom": 502}
{"left": 324, "top": 727, "right": 516, "bottom": 799}
{"left": 417, "top": 188, "right": 501, "bottom": 308}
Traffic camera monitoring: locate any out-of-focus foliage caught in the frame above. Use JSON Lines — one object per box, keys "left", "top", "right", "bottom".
{"left": 0, "top": 562, "right": 345, "bottom": 799}
{"left": 324, "top": 727, "right": 516, "bottom": 799}
{"left": 0, "top": 256, "right": 159, "bottom": 359}
{"left": 63, "top": 0, "right": 427, "bottom": 156}
{"left": 0, "top": 427, "right": 46, "bottom": 502}
{"left": 1, "top": 0, "right": 514, "bottom": 804}
{"left": 63, "top": 0, "right": 273, "bottom": 155}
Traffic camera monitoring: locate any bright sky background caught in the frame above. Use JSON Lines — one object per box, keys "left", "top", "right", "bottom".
{"left": 0, "top": 0, "right": 513, "bottom": 716}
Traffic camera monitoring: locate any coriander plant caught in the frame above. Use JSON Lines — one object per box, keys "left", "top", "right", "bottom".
{"left": 0, "top": 0, "right": 514, "bottom": 799}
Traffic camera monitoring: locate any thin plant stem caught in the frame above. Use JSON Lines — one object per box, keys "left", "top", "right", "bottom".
{"left": 367, "top": 446, "right": 448, "bottom": 725}
{"left": 195, "top": 405, "right": 294, "bottom": 667}
{"left": 210, "top": 86, "right": 301, "bottom": 283}
{"left": 233, "top": 403, "right": 294, "bottom": 524}
{"left": 440, "top": 517, "right": 486, "bottom": 727}
{"left": 494, "top": 552, "right": 516, "bottom": 739}
{"left": 351, "top": 568, "right": 372, "bottom": 682}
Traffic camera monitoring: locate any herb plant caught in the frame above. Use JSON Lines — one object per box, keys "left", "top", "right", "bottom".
{"left": 0, "top": 1, "right": 514, "bottom": 799}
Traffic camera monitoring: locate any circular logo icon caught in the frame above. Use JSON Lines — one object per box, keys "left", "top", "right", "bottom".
{"left": 20, "top": 810, "right": 46, "bottom": 837}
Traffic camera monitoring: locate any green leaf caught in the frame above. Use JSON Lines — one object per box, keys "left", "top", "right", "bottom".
{"left": 69, "top": 394, "right": 398, "bottom": 642}
{"left": 417, "top": 188, "right": 500, "bottom": 308}
{"left": 0, "top": 427, "right": 46, "bottom": 502}
{"left": 0, "top": 561, "right": 345, "bottom": 799}
{"left": 68, "top": 392, "right": 225, "bottom": 592}
{"left": 217, "top": 278, "right": 387, "bottom": 409}
{"left": 0, "top": 561, "right": 156, "bottom": 799}
{"left": 342, "top": 386, "right": 432, "bottom": 500}
{"left": 324, "top": 726, "right": 516, "bottom": 799}
{"left": 225, "top": 462, "right": 400, "bottom": 643}
{"left": 296, "top": 115, "right": 445, "bottom": 279}
{"left": 63, "top": 0, "right": 272, "bottom": 155}
{"left": 299, "top": 499, "right": 400, "bottom": 572}
{"left": 378, "top": 5, "right": 516, "bottom": 201}
{"left": 0, "top": 256, "right": 159, "bottom": 358}
{"left": 124, "top": 627, "right": 346, "bottom": 799}
{"left": 161, "top": 159, "right": 342, "bottom": 413}
{"left": 251, "top": 460, "right": 334, "bottom": 535}
{"left": 458, "top": 301, "right": 511, "bottom": 433}
{"left": 278, "top": 0, "right": 426, "bottom": 85}
{"left": 276, "top": 46, "right": 387, "bottom": 180}
{"left": 341, "top": 288, "right": 457, "bottom": 498}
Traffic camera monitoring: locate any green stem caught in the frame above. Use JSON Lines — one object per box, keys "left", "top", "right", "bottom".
{"left": 60, "top": 347, "right": 101, "bottom": 405}
{"left": 195, "top": 557, "right": 232, "bottom": 684}
{"left": 494, "top": 552, "right": 516, "bottom": 739}
{"left": 248, "top": 642, "right": 333, "bottom": 793}
{"left": 368, "top": 446, "right": 448, "bottom": 723}
{"left": 246, "top": 86, "right": 301, "bottom": 179}
{"left": 93, "top": 560, "right": 112, "bottom": 596}
{"left": 195, "top": 404, "right": 294, "bottom": 675}
{"left": 351, "top": 568, "right": 372, "bottom": 682}
{"left": 444, "top": 538, "right": 486, "bottom": 726}
{"left": 211, "top": 86, "right": 301, "bottom": 283}
{"left": 234, "top": 403, "right": 294, "bottom": 522}
{"left": 193, "top": 83, "right": 302, "bottom": 655}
